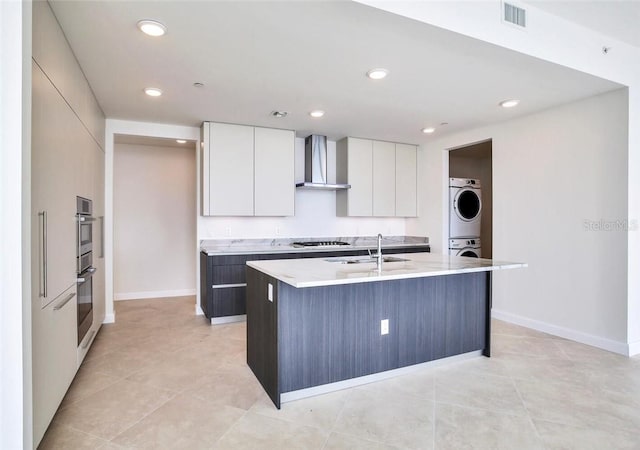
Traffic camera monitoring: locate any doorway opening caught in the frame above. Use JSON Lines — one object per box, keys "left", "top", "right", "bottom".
{"left": 448, "top": 140, "right": 493, "bottom": 259}
{"left": 113, "top": 134, "right": 197, "bottom": 301}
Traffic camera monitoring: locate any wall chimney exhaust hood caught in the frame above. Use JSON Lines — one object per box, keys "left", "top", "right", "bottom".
{"left": 296, "top": 135, "right": 351, "bottom": 190}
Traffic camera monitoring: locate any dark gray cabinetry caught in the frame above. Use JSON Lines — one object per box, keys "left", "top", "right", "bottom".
{"left": 200, "top": 246, "right": 430, "bottom": 320}
{"left": 247, "top": 269, "right": 491, "bottom": 408}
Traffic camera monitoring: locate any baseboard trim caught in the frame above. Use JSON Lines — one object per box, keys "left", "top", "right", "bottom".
{"left": 103, "top": 313, "right": 115, "bottom": 324}
{"left": 628, "top": 340, "right": 640, "bottom": 357}
{"left": 114, "top": 289, "right": 196, "bottom": 301}
{"left": 211, "top": 314, "right": 246, "bottom": 325}
{"left": 281, "top": 350, "right": 482, "bottom": 404}
{"left": 492, "top": 309, "right": 630, "bottom": 356}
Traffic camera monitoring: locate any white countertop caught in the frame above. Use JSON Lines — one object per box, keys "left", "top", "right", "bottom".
{"left": 200, "top": 236, "right": 429, "bottom": 256}
{"left": 246, "top": 252, "right": 526, "bottom": 288}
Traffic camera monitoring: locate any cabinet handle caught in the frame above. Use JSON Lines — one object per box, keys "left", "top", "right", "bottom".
{"left": 53, "top": 292, "right": 76, "bottom": 310}
{"left": 99, "top": 216, "right": 104, "bottom": 258}
{"left": 38, "top": 211, "right": 48, "bottom": 298}
{"left": 81, "top": 330, "right": 96, "bottom": 349}
{"left": 211, "top": 283, "right": 246, "bottom": 289}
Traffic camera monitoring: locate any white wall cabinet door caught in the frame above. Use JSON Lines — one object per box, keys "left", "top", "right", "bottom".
{"left": 31, "top": 62, "right": 77, "bottom": 307}
{"left": 337, "top": 137, "right": 373, "bottom": 216}
{"left": 395, "top": 143, "right": 417, "bottom": 217}
{"left": 209, "top": 122, "right": 254, "bottom": 216}
{"left": 372, "top": 140, "right": 396, "bottom": 217}
{"left": 254, "top": 127, "right": 295, "bottom": 216}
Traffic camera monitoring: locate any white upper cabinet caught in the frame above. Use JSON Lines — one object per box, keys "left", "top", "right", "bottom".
{"left": 337, "top": 137, "right": 373, "bottom": 217}
{"left": 209, "top": 122, "right": 255, "bottom": 216}
{"left": 337, "top": 137, "right": 417, "bottom": 217}
{"left": 395, "top": 143, "right": 418, "bottom": 217}
{"left": 254, "top": 127, "right": 295, "bottom": 216}
{"left": 202, "top": 122, "right": 295, "bottom": 216}
{"left": 372, "top": 140, "right": 396, "bottom": 217}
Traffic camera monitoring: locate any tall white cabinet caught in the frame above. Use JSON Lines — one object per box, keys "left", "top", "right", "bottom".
{"left": 31, "top": 2, "right": 106, "bottom": 446}
{"left": 337, "top": 137, "right": 418, "bottom": 217}
{"left": 201, "top": 122, "right": 295, "bottom": 216}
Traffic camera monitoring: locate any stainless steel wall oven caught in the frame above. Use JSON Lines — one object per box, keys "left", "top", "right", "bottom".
{"left": 76, "top": 196, "right": 94, "bottom": 345}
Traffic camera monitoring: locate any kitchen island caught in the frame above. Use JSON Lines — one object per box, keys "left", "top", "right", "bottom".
{"left": 246, "top": 252, "right": 525, "bottom": 408}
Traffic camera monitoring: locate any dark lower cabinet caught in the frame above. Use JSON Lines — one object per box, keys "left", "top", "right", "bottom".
{"left": 247, "top": 267, "right": 491, "bottom": 408}
{"left": 200, "top": 246, "right": 430, "bottom": 320}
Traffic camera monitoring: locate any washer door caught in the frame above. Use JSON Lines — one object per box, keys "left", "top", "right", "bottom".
{"left": 453, "top": 188, "right": 481, "bottom": 222}
{"left": 455, "top": 248, "right": 480, "bottom": 258}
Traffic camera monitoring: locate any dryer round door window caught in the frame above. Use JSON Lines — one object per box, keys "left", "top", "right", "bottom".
{"left": 454, "top": 188, "right": 481, "bottom": 222}
{"left": 460, "top": 250, "right": 479, "bottom": 258}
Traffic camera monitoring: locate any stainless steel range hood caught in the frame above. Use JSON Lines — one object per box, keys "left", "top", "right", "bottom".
{"left": 296, "top": 135, "right": 351, "bottom": 190}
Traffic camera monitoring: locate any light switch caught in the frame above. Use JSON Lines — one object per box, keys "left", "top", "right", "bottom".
{"left": 268, "top": 283, "right": 273, "bottom": 302}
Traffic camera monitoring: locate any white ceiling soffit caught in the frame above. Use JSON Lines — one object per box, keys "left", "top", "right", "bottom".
{"left": 49, "top": 1, "right": 622, "bottom": 144}
{"left": 524, "top": 1, "right": 640, "bottom": 48}
{"left": 114, "top": 134, "right": 195, "bottom": 148}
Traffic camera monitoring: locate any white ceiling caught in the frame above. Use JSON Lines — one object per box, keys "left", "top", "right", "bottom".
{"left": 49, "top": 1, "right": 623, "bottom": 144}
{"left": 525, "top": 1, "right": 640, "bottom": 48}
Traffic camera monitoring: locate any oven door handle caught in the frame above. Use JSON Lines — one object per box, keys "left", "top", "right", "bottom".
{"left": 77, "top": 267, "right": 97, "bottom": 283}
{"left": 78, "top": 216, "right": 97, "bottom": 222}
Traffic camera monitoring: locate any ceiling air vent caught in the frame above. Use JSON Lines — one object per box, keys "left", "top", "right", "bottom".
{"left": 503, "top": 2, "right": 526, "bottom": 28}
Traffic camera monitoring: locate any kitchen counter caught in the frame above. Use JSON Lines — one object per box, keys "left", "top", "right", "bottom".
{"left": 246, "top": 251, "right": 526, "bottom": 408}
{"left": 246, "top": 252, "right": 525, "bottom": 288}
{"left": 200, "top": 235, "right": 429, "bottom": 256}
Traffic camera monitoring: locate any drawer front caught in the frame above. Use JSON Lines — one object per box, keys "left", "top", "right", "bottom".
{"left": 212, "top": 264, "right": 246, "bottom": 285}
{"left": 212, "top": 286, "right": 246, "bottom": 317}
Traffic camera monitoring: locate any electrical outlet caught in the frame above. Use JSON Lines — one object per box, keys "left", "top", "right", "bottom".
{"left": 275, "top": 227, "right": 280, "bottom": 236}
{"left": 268, "top": 283, "right": 273, "bottom": 302}
{"left": 225, "top": 227, "right": 231, "bottom": 237}
{"left": 381, "top": 319, "right": 389, "bottom": 335}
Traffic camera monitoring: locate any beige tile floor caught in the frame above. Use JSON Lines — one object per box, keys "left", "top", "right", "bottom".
{"left": 40, "top": 296, "right": 640, "bottom": 449}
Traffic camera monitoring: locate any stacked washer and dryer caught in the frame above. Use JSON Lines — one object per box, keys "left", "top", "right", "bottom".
{"left": 449, "top": 178, "right": 482, "bottom": 258}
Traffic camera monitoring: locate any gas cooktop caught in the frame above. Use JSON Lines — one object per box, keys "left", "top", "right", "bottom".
{"left": 292, "top": 241, "right": 351, "bottom": 248}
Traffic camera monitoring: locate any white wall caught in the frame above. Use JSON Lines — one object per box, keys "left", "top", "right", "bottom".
{"left": 198, "top": 137, "right": 407, "bottom": 239}
{"left": 1, "top": 1, "right": 32, "bottom": 448}
{"left": 409, "top": 89, "right": 629, "bottom": 352}
{"left": 113, "top": 142, "right": 196, "bottom": 300}
{"left": 360, "top": 0, "right": 640, "bottom": 355}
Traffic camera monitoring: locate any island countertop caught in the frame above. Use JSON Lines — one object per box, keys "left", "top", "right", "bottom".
{"left": 246, "top": 252, "right": 526, "bottom": 288}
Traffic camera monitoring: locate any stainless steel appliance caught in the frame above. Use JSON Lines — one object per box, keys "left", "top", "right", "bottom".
{"left": 76, "top": 196, "right": 94, "bottom": 345}
{"left": 295, "top": 135, "right": 351, "bottom": 190}
{"left": 292, "top": 241, "right": 350, "bottom": 248}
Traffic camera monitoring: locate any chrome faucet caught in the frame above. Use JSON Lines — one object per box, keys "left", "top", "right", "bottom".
{"left": 369, "top": 233, "right": 383, "bottom": 271}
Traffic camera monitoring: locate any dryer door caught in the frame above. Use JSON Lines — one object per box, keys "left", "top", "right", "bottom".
{"left": 453, "top": 188, "right": 481, "bottom": 222}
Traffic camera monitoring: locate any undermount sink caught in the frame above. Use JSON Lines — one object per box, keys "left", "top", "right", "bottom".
{"left": 324, "top": 256, "right": 409, "bottom": 265}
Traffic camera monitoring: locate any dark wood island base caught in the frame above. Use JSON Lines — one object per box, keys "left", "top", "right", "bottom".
{"left": 246, "top": 267, "right": 492, "bottom": 408}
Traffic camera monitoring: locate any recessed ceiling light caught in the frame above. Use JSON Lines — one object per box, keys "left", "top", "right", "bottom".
{"left": 176, "top": 139, "right": 187, "bottom": 144}
{"left": 499, "top": 99, "right": 519, "bottom": 108}
{"left": 144, "top": 87, "right": 162, "bottom": 97}
{"left": 309, "top": 110, "right": 325, "bottom": 118}
{"left": 422, "top": 127, "right": 436, "bottom": 134}
{"left": 271, "top": 111, "right": 288, "bottom": 118}
{"left": 366, "top": 68, "right": 389, "bottom": 80}
{"left": 137, "top": 20, "right": 167, "bottom": 37}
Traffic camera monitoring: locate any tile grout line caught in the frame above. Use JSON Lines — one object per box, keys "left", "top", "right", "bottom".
{"left": 510, "top": 375, "right": 548, "bottom": 449}
{"left": 103, "top": 381, "right": 181, "bottom": 445}
{"left": 211, "top": 409, "right": 250, "bottom": 446}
